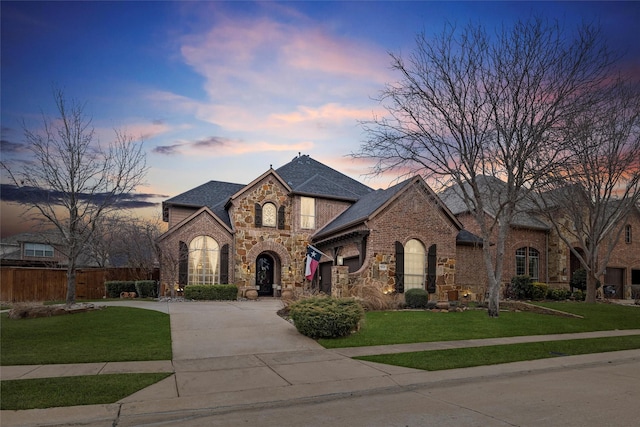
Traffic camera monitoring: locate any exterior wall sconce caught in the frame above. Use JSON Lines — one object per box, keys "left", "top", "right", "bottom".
{"left": 337, "top": 256, "right": 344, "bottom": 266}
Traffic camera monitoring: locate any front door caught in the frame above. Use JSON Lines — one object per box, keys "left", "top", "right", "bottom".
{"left": 256, "top": 254, "right": 274, "bottom": 296}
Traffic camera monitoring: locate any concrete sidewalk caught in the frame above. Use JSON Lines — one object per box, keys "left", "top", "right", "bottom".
{"left": 1, "top": 300, "right": 639, "bottom": 427}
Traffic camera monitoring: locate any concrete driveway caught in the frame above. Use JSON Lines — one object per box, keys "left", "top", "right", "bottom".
{"left": 166, "top": 299, "right": 323, "bottom": 360}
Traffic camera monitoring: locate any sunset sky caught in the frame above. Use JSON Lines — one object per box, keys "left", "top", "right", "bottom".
{"left": 2, "top": 1, "right": 639, "bottom": 237}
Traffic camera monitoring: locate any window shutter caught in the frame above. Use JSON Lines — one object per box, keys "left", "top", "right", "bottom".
{"left": 427, "top": 244, "right": 437, "bottom": 293}
{"left": 254, "top": 203, "right": 262, "bottom": 227}
{"left": 395, "top": 241, "right": 404, "bottom": 293}
{"left": 277, "top": 206, "right": 285, "bottom": 229}
{"left": 178, "top": 241, "right": 188, "bottom": 286}
{"left": 220, "top": 244, "right": 229, "bottom": 284}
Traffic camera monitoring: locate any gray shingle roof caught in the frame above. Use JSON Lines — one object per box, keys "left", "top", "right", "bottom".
{"left": 439, "top": 176, "right": 550, "bottom": 230}
{"left": 276, "top": 155, "right": 373, "bottom": 200}
{"left": 163, "top": 181, "right": 245, "bottom": 227}
{"left": 314, "top": 179, "right": 412, "bottom": 238}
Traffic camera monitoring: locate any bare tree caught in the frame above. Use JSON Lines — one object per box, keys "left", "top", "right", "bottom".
{"left": 1, "top": 89, "right": 148, "bottom": 305}
{"left": 535, "top": 77, "right": 640, "bottom": 303}
{"left": 354, "top": 18, "right": 614, "bottom": 316}
{"left": 86, "top": 212, "right": 165, "bottom": 278}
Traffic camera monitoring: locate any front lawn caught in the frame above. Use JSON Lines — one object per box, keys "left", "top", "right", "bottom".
{"left": 1, "top": 307, "right": 172, "bottom": 365}
{"left": 0, "top": 306, "right": 173, "bottom": 410}
{"left": 1, "top": 373, "right": 172, "bottom": 410}
{"left": 318, "top": 302, "right": 640, "bottom": 348}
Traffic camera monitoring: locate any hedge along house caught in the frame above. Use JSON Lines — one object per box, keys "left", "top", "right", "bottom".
{"left": 157, "top": 154, "right": 464, "bottom": 299}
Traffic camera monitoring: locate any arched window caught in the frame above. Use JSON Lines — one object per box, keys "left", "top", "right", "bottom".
{"left": 262, "top": 202, "right": 277, "bottom": 227}
{"left": 404, "top": 239, "right": 426, "bottom": 290}
{"left": 188, "top": 236, "right": 220, "bottom": 285}
{"left": 516, "top": 247, "right": 539, "bottom": 281}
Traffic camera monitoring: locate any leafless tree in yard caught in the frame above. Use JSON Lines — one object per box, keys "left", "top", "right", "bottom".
{"left": 354, "top": 18, "right": 615, "bottom": 316}
{"left": 87, "top": 212, "right": 165, "bottom": 277}
{"left": 1, "top": 89, "right": 148, "bottom": 305}
{"left": 535, "top": 77, "right": 640, "bottom": 303}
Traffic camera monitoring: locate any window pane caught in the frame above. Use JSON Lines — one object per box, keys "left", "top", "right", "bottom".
{"left": 404, "top": 239, "right": 425, "bottom": 290}
{"left": 529, "top": 248, "right": 539, "bottom": 281}
{"left": 301, "top": 197, "right": 315, "bottom": 229}
{"left": 24, "top": 243, "right": 54, "bottom": 258}
{"left": 515, "top": 247, "right": 526, "bottom": 276}
{"left": 188, "top": 236, "right": 220, "bottom": 285}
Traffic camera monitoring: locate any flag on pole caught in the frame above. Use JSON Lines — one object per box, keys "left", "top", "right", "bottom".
{"left": 305, "top": 245, "right": 323, "bottom": 281}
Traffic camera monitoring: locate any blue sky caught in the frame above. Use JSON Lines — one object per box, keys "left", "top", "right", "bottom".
{"left": 2, "top": 1, "right": 639, "bottom": 237}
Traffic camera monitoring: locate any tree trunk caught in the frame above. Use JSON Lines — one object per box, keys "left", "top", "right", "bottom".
{"left": 585, "top": 271, "right": 598, "bottom": 303}
{"left": 487, "top": 278, "right": 500, "bottom": 317}
{"left": 66, "top": 264, "right": 76, "bottom": 306}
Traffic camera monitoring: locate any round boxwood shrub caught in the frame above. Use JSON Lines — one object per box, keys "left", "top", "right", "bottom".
{"left": 289, "top": 296, "right": 364, "bottom": 339}
{"left": 404, "top": 288, "right": 429, "bottom": 308}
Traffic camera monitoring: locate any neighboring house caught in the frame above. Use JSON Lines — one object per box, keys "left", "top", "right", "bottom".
{"left": 157, "top": 154, "right": 464, "bottom": 299}
{"left": 440, "top": 176, "right": 640, "bottom": 299}
{"left": 1, "top": 231, "right": 68, "bottom": 267}
{"left": 0, "top": 230, "right": 101, "bottom": 268}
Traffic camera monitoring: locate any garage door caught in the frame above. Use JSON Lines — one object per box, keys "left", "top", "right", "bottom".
{"left": 603, "top": 268, "right": 624, "bottom": 299}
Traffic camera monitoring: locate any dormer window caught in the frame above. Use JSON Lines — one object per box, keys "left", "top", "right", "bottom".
{"left": 262, "top": 202, "right": 277, "bottom": 227}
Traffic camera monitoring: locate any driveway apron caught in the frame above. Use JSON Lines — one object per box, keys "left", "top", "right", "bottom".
{"left": 167, "top": 299, "right": 323, "bottom": 360}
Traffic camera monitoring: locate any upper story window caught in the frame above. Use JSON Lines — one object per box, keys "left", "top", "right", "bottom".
{"left": 24, "top": 243, "right": 54, "bottom": 258}
{"left": 262, "top": 202, "right": 277, "bottom": 227}
{"left": 516, "top": 247, "right": 539, "bottom": 281}
{"left": 625, "top": 224, "right": 632, "bottom": 244}
{"left": 300, "top": 197, "right": 315, "bottom": 229}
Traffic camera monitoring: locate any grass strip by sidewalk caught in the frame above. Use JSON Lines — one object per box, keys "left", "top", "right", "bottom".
{"left": 355, "top": 335, "right": 640, "bottom": 371}
{"left": 319, "top": 302, "right": 640, "bottom": 349}
{"left": 1, "top": 307, "right": 171, "bottom": 365}
{"left": 0, "top": 373, "right": 172, "bottom": 410}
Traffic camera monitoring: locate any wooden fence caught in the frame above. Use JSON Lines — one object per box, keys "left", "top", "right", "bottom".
{"left": 0, "top": 267, "right": 158, "bottom": 302}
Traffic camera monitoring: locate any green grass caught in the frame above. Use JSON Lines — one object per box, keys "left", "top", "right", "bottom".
{"left": 318, "top": 302, "right": 640, "bottom": 349}
{"left": 1, "top": 307, "right": 172, "bottom": 365}
{"left": 0, "top": 373, "right": 172, "bottom": 410}
{"left": 356, "top": 335, "right": 640, "bottom": 371}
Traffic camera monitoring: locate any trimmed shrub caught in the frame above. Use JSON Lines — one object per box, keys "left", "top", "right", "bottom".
{"left": 570, "top": 268, "right": 587, "bottom": 291}
{"left": 572, "top": 290, "right": 586, "bottom": 301}
{"left": 105, "top": 281, "right": 136, "bottom": 298}
{"left": 510, "top": 275, "right": 532, "bottom": 300}
{"left": 184, "top": 284, "right": 238, "bottom": 300}
{"left": 547, "top": 287, "right": 571, "bottom": 301}
{"left": 135, "top": 280, "right": 158, "bottom": 298}
{"left": 289, "top": 296, "right": 364, "bottom": 339}
{"left": 531, "top": 282, "right": 549, "bottom": 300}
{"left": 404, "top": 288, "right": 429, "bottom": 309}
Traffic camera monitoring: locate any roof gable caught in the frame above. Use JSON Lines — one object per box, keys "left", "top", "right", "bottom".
{"left": 315, "top": 176, "right": 462, "bottom": 239}
{"left": 228, "top": 169, "right": 291, "bottom": 203}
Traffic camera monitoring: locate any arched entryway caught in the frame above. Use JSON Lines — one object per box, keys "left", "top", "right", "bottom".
{"left": 255, "top": 252, "right": 280, "bottom": 296}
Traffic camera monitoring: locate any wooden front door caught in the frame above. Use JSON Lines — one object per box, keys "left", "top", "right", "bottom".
{"left": 256, "top": 254, "right": 274, "bottom": 296}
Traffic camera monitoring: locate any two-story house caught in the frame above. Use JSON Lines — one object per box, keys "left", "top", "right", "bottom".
{"left": 157, "top": 154, "right": 463, "bottom": 299}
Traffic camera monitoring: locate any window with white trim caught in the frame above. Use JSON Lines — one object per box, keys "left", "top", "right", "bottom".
{"left": 262, "top": 202, "right": 277, "bottom": 227}
{"left": 188, "top": 236, "right": 220, "bottom": 285}
{"left": 24, "top": 243, "right": 54, "bottom": 258}
{"left": 404, "top": 239, "right": 426, "bottom": 290}
{"left": 300, "top": 197, "right": 315, "bottom": 229}
{"left": 516, "top": 247, "right": 539, "bottom": 281}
